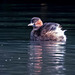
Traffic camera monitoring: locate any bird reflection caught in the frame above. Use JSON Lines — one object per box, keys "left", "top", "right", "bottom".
{"left": 28, "top": 41, "right": 66, "bottom": 75}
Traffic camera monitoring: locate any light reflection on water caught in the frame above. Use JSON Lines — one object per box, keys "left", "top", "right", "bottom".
{"left": 0, "top": 3, "right": 75, "bottom": 75}
{"left": 28, "top": 41, "right": 66, "bottom": 75}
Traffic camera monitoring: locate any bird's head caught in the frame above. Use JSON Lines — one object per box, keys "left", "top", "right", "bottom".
{"left": 28, "top": 17, "right": 43, "bottom": 28}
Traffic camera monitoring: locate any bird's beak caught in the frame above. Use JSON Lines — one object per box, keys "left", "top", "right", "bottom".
{"left": 28, "top": 23, "right": 34, "bottom": 26}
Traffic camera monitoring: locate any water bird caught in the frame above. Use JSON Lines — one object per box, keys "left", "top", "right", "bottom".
{"left": 28, "top": 17, "right": 67, "bottom": 42}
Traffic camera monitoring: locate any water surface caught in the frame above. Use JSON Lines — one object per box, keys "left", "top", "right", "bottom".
{"left": 0, "top": 4, "right": 75, "bottom": 75}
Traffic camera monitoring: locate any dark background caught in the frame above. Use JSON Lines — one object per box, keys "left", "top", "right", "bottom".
{"left": 0, "top": 0, "right": 74, "bottom": 5}
{"left": 0, "top": 0, "right": 75, "bottom": 40}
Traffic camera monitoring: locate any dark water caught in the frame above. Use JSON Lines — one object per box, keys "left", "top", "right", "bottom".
{"left": 0, "top": 4, "right": 75, "bottom": 75}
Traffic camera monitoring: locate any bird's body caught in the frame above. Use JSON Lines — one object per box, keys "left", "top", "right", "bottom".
{"left": 28, "top": 17, "right": 67, "bottom": 42}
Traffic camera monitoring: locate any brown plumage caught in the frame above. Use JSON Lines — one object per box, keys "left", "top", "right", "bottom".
{"left": 28, "top": 17, "right": 67, "bottom": 42}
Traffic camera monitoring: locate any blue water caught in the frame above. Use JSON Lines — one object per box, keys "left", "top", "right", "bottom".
{"left": 0, "top": 29, "right": 75, "bottom": 75}
{"left": 0, "top": 40, "right": 66, "bottom": 75}
{"left": 0, "top": 4, "right": 75, "bottom": 75}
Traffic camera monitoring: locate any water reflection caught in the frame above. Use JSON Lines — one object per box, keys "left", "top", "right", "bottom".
{"left": 40, "top": 3, "right": 48, "bottom": 21}
{"left": 28, "top": 41, "right": 66, "bottom": 75}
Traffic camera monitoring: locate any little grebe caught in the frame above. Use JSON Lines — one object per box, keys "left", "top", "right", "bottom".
{"left": 28, "top": 17, "right": 67, "bottom": 42}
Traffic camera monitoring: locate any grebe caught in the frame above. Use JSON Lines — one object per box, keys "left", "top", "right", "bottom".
{"left": 28, "top": 17, "right": 67, "bottom": 41}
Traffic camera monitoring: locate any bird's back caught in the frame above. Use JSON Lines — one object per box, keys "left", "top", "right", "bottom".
{"left": 30, "top": 22, "right": 66, "bottom": 41}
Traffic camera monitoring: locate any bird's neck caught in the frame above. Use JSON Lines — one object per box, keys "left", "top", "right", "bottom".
{"left": 33, "top": 27, "right": 40, "bottom": 31}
